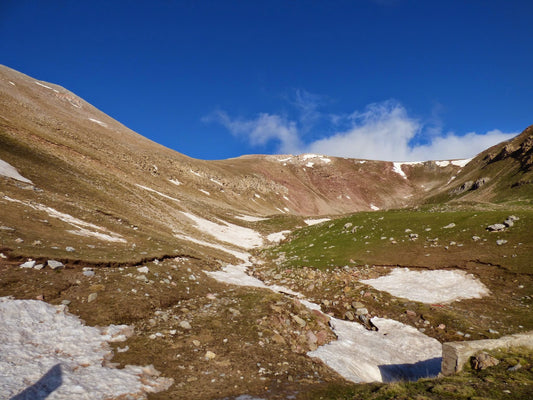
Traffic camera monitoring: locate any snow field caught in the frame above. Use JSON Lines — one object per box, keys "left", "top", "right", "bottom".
{"left": 181, "top": 212, "right": 263, "bottom": 249}
{"left": 267, "top": 230, "right": 291, "bottom": 243}
{"left": 0, "top": 158, "right": 33, "bottom": 184}
{"left": 304, "top": 218, "right": 331, "bottom": 226}
{"left": 206, "top": 262, "right": 443, "bottom": 383}
{"left": 361, "top": 268, "right": 490, "bottom": 303}
{"left": 0, "top": 298, "right": 172, "bottom": 399}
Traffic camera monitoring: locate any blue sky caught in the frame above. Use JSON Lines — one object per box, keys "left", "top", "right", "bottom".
{"left": 1, "top": 0, "right": 532, "bottom": 160}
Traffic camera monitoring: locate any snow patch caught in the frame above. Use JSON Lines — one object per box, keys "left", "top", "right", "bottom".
{"left": 451, "top": 158, "right": 473, "bottom": 167}
{"left": 210, "top": 178, "right": 223, "bottom": 186}
{"left": 361, "top": 268, "right": 490, "bottom": 303}
{"left": 435, "top": 160, "right": 450, "bottom": 167}
{"left": 34, "top": 81, "right": 59, "bottom": 93}
{"left": 136, "top": 184, "right": 181, "bottom": 203}
{"left": 0, "top": 158, "right": 33, "bottom": 184}
{"left": 304, "top": 218, "right": 331, "bottom": 226}
{"left": 190, "top": 169, "right": 202, "bottom": 177}
{"left": 199, "top": 189, "right": 210, "bottom": 196}
{"left": 234, "top": 215, "right": 269, "bottom": 222}
{"left": 267, "top": 230, "right": 291, "bottom": 243}
{"left": 88, "top": 118, "right": 108, "bottom": 128}
{"left": 169, "top": 178, "right": 182, "bottom": 186}
{"left": 207, "top": 264, "right": 442, "bottom": 384}
{"left": 181, "top": 212, "right": 263, "bottom": 249}
{"left": 370, "top": 204, "right": 380, "bottom": 211}
{"left": 9, "top": 81, "right": 15, "bottom": 86}
{"left": 175, "top": 234, "right": 250, "bottom": 262}
{"left": 305, "top": 162, "right": 314, "bottom": 168}
{"left": 0, "top": 297, "right": 172, "bottom": 399}
{"left": 3, "top": 196, "right": 126, "bottom": 243}
{"left": 392, "top": 162, "right": 407, "bottom": 179}
{"left": 308, "top": 317, "right": 441, "bottom": 383}
{"left": 446, "top": 175, "right": 457, "bottom": 185}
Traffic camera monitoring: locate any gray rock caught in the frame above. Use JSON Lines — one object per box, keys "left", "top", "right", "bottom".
{"left": 65, "top": 246, "right": 75, "bottom": 252}
{"left": 472, "top": 236, "right": 481, "bottom": 241}
{"left": 47, "top": 260, "right": 64, "bottom": 270}
{"left": 355, "top": 307, "right": 368, "bottom": 316}
{"left": 83, "top": 270, "right": 95, "bottom": 277}
{"left": 88, "top": 293, "right": 98, "bottom": 302}
{"left": 179, "top": 320, "right": 192, "bottom": 330}
{"left": 487, "top": 223, "right": 506, "bottom": 232}
{"left": 443, "top": 223, "right": 456, "bottom": 229}
{"left": 20, "top": 260, "right": 36, "bottom": 268}
{"left": 343, "top": 223, "right": 353, "bottom": 230}
{"left": 34, "top": 264, "right": 45, "bottom": 270}
{"left": 507, "top": 215, "right": 520, "bottom": 222}
{"left": 61, "top": 300, "right": 71, "bottom": 305}
{"left": 496, "top": 239, "right": 508, "bottom": 246}
{"left": 504, "top": 219, "right": 514, "bottom": 227}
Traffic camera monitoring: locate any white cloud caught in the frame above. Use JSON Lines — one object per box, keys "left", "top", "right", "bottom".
{"left": 207, "top": 110, "right": 302, "bottom": 154}
{"left": 208, "top": 100, "right": 518, "bottom": 161}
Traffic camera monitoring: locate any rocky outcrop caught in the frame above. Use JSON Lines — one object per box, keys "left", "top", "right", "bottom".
{"left": 441, "top": 331, "right": 533, "bottom": 375}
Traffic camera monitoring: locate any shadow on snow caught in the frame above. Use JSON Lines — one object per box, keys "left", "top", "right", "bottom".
{"left": 10, "top": 364, "right": 63, "bottom": 400}
{"left": 378, "top": 357, "right": 442, "bottom": 383}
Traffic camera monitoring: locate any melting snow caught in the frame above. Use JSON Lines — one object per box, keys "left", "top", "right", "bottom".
{"left": 435, "top": 161, "right": 450, "bottom": 167}
{"left": 451, "top": 158, "right": 472, "bottom": 167}
{"left": 34, "top": 81, "right": 59, "bottom": 93}
{"left": 0, "top": 297, "right": 172, "bottom": 399}
{"left": 361, "top": 268, "right": 490, "bottom": 303}
{"left": 88, "top": 118, "right": 108, "bottom": 128}
{"left": 136, "top": 184, "right": 181, "bottom": 203}
{"left": 207, "top": 263, "right": 442, "bottom": 383}
{"left": 174, "top": 234, "right": 250, "bottom": 262}
{"left": 235, "top": 215, "right": 269, "bottom": 222}
{"left": 370, "top": 204, "right": 380, "bottom": 211}
{"left": 446, "top": 175, "right": 457, "bottom": 185}
{"left": 181, "top": 212, "right": 263, "bottom": 249}
{"left": 304, "top": 218, "right": 331, "bottom": 226}
{"left": 0, "top": 158, "right": 33, "bottom": 184}
{"left": 392, "top": 162, "right": 407, "bottom": 179}
{"left": 302, "top": 154, "right": 331, "bottom": 163}
{"left": 267, "top": 230, "right": 291, "bottom": 243}
{"left": 3, "top": 196, "right": 126, "bottom": 243}
{"left": 308, "top": 317, "right": 441, "bottom": 383}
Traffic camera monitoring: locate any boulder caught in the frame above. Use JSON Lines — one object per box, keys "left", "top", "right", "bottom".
{"left": 47, "top": 260, "right": 64, "bottom": 270}
{"left": 486, "top": 223, "right": 506, "bottom": 232}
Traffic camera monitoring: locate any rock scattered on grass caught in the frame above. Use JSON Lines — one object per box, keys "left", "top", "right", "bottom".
{"left": 47, "top": 260, "right": 64, "bottom": 270}
{"left": 20, "top": 260, "right": 35, "bottom": 268}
